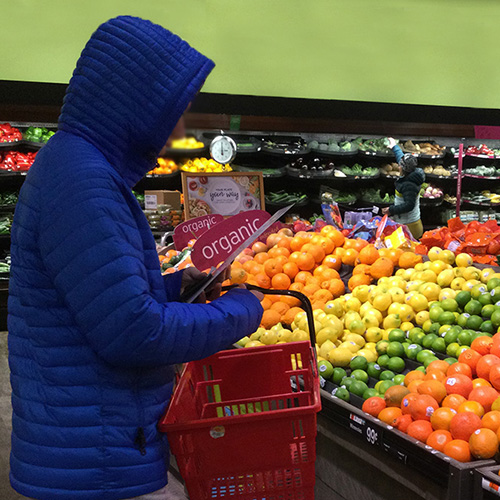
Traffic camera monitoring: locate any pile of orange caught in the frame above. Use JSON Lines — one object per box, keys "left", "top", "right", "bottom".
{"left": 363, "top": 345, "right": 500, "bottom": 462}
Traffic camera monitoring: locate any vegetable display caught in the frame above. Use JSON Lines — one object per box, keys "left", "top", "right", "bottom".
{"left": 0, "top": 151, "right": 37, "bottom": 172}
{"left": 420, "top": 184, "right": 443, "bottom": 199}
{"left": 423, "top": 165, "right": 456, "bottom": 177}
{"left": 340, "top": 164, "right": 379, "bottom": 177}
{"left": 23, "top": 127, "right": 55, "bottom": 144}
{"left": 403, "top": 140, "right": 445, "bottom": 156}
{"left": 0, "top": 192, "right": 18, "bottom": 206}
{"left": 360, "top": 188, "right": 394, "bottom": 204}
{"left": 465, "top": 165, "right": 500, "bottom": 178}
{"left": 289, "top": 157, "right": 334, "bottom": 172}
{"left": 262, "top": 138, "right": 307, "bottom": 154}
{"left": 179, "top": 157, "right": 232, "bottom": 173}
{"left": 170, "top": 137, "right": 204, "bottom": 149}
{"left": 265, "top": 190, "right": 307, "bottom": 204}
{"left": 0, "top": 216, "right": 12, "bottom": 235}
{"left": 148, "top": 158, "right": 178, "bottom": 175}
{"left": 381, "top": 163, "right": 400, "bottom": 176}
{"left": 355, "top": 137, "right": 392, "bottom": 153}
{"left": 0, "top": 124, "right": 22, "bottom": 143}
{"left": 462, "top": 191, "right": 500, "bottom": 205}
{"left": 309, "top": 139, "right": 357, "bottom": 153}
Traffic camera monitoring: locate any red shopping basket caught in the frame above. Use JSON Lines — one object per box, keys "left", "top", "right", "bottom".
{"left": 159, "top": 287, "right": 321, "bottom": 500}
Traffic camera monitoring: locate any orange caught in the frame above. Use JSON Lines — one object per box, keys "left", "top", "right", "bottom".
{"left": 362, "top": 397, "right": 386, "bottom": 418}
{"left": 302, "top": 284, "right": 321, "bottom": 297}
{"left": 447, "top": 362, "right": 473, "bottom": 379}
{"left": 312, "top": 300, "right": 327, "bottom": 311}
{"left": 312, "top": 289, "right": 334, "bottom": 304}
{"left": 268, "top": 246, "right": 290, "bottom": 259}
{"left": 469, "top": 428, "right": 499, "bottom": 459}
{"left": 294, "top": 271, "right": 312, "bottom": 285}
{"left": 490, "top": 364, "right": 500, "bottom": 391}
{"left": 260, "top": 310, "right": 281, "bottom": 329}
{"left": 404, "top": 370, "right": 425, "bottom": 387}
{"left": 230, "top": 267, "right": 248, "bottom": 285}
{"left": 481, "top": 411, "right": 500, "bottom": 432}
{"left": 282, "top": 262, "right": 299, "bottom": 280}
{"left": 407, "top": 420, "right": 434, "bottom": 442}
{"left": 328, "top": 279, "right": 346, "bottom": 298}
{"left": 282, "top": 307, "right": 304, "bottom": 326}
{"left": 274, "top": 255, "right": 288, "bottom": 266}
{"left": 348, "top": 274, "right": 372, "bottom": 291}
{"left": 427, "top": 430, "right": 453, "bottom": 452}
{"left": 457, "top": 400, "right": 485, "bottom": 417}
{"left": 398, "top": 252, "right": 423, "bottom": 269}
{"left": 296, "top": 252, "right": 316, "bottom": 271}
{"left": 476, "top": 354, "right": 500, "bottom": 381}
{"left": 342, "top": 249, "right": 359, "bottom": 267}
{"left": 450, "top": 411, "right": 482, "bottom": 441}
{"left": 386, "top": 248, "right": 404, "bottom": 265}
{"left": 458, "top": 349, "right": 482, "bottom": 376}
{"left": 305, "top": 276, "right": 321, "bottom": 287}
{"left": 472, "top": 378, "right": 492, "bottom": 389}
{"left": 369, "top": 257, "right": 394, "bottom": 280}
{"left": 442, "top": 394, "right": 467, "bottom": 412}
{"left": 430, "top": 407, "right": 457, "bottom": 431}
{"left": 358, "top": 245, "right": 380, "bottom": 265}
{"left": 310, "top": 235, "right": 335, "bottom": 255}
{"left": 323, "top": 254, "right": 342, "bottom": 271}
{"left": 329, "top": 229, "right": 345, "bottom": 248}
{"left": 315, "top": 267, "right": 340, "bottom": 281}
{"left": 417, "top": 380, "right": 447, "bottom": 404}
{"left": 254, "top": 252, "right": 270, "bottom": 264}
{"left": 468, "top": 386, "right": 499, "bottom": 413}
{"left": 277, "top": 237, "right": 292, "bottom": 252}
{"left": 401, "top": 393, "right": 420, "bottom": 415}
{"left": 427, "top": 360, "right": 451, "bottom": 375}
{"left": 334, "top": 247, "right": 346, "bottom": 259}
{"left": 270, "top": 301, "right": 290, "bottom": 318}
{"left": 378, "top": 407, "right": 402, "bottom": 426}
{"left": 394, "top": 414, "right": 413, "bottom": 433}
{"left": 254, "top": 273, "right": 271, "bottom": 289}
{"left": 301, "top": 243, "right": 325, "bottom": 264}
{"left": 471, "top": 336, "right": 494, "bottom": 357}
{"left": 352, "top": 264, "right": 372, "bottom": 276}
{"left": 271, "top": 273, "right": 291, "bottom": 290}
{"left": 289, "top": 282, "right": 304, "bottom": 293}
{"left": 264, "top": 259, "right": 283, "bottom": 278}
{"left": 444, "top": 374, "right": 473, "bottom": 399}
{"left": 424, "top": 369, "right": 446, "bottom": 383}
{"left": 290, "top": 236, "right": 307, "bottom": 252}
{"left": 407, "top": 380, "right": 424, "bottom": 393}
{"left": 443, "top": 440, "right": 471, "bottom": 462}
{"left": 343, "top": 238, "right": 357, "bottom": 250}
{"left": 353, "top": 239, "right": 369, "bottom": 252}
{"left": 280, "top": 295, "right": 301, "bottom": 308}
{"left": 260, "top": 297, "right": 272, "bottom": 311}
{"left": 409, "top": 394, "right": 439, "bottom": 421}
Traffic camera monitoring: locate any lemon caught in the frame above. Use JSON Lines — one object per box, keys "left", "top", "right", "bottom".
{"left": 409, "top": 293, "right": 429, "bottom": 312}
{"left": 245, "top": 340, "right": 264, "bottom": 348}
{"left": 462, "top": 280, "right": 480, "bottom": 292}
{"left": 339, "top": 341, "right": 360, "bottom": 353}
{"left": 388, "top": 277, "right": 406, "bottom": 289}
{"left": 382, "top": 329, "right": 391, "bottom": 340}
{"left": 260, "top": 330, "right": 279, "bottom": 345}
{"left": 428, "top": 247, "right": 443, "bottom": 261}
{"left": 276, "top": 328, "right": 293, "bottom": 343}
{"left": 363, "top": 314, "right": 380, "bottom": 329}
{"left": 421, "top": 270, "right": 438, "bottom": 284}
{"left": 344, "top": 333, "right": 365, "bottom": 347}
{"left": 389, "top": 287, "right": 406, "bottom": 303}
{"left": 401, "top": 321, "right": 414, "bottom": 331}
{"left": 270, "top": 323, "right": 284, "bottom": 333}
{"left": 353, "top": 285, "right": 371, "bottom": 303}
{"left": 327, "top": 348, "right": 353, "bottom": 367}
{"left": 416, "top": 310, "right": 430, "bottom": 326}
{"left": 456, "top": 253, "right": 473, "bottom": 267}
{"left": 415, "top": 263, "right": 425, "bottom": 272}
{"left": 321, "top": 315, "right": 343, "bottom": 335}
{"left": 481, "top": 268, "right": 495, "bottom": 283}
{"left": 402, "top": 269, "right": 414, "bottom": 280}
{"left": 291, "top": 329, "right": 309, "bottom": 342}
{"left": 406, "top": 280, "right": 424, "bottom": 292}
{"left": 419, "top": 282, "right": 441, "bottom": 301}
{"left": 356, "top": 348, "right": 377, "bottom": 363}
{"left": 364, "top": 308, "right": 383, "bottom": 324}
{"left": 399, "top": 303, "right": 415, "bottom": 321}
{"left": 437, "top": 269, "right": 454, "bottom": 287}
{"left": 236, "top": 336, "right": 251, "bottom": 347}
{"left": 372, "top": 293, "right": 392, "bottom": 312}
{"left": 383, "top": 314, "right": 402, "bottom": 330}
{"left": 395, "top": 269, "right": 406, "bottom": 277}
{"left": 451, "top": 277, "right": 466, "bottom": 290}
{"left": 463, "top": 267, "right": 481, "bottom": 281}
{"left": 365, "top": 327, "right": 383, "bottom": 342}
{"left": 360, "top": 301, "right": 374, "bottom": 317}
{"left": 349, "top": 320, "right": 366, "bottom": 335}
{"left": 324, "top": 300, "right": 343, "bottom": 317}
{"left": 319, "top": 340, "right": 336, "bottom": 359}
{"left": 429, "top": 260, "right": 447, "bottom": 275}
{"left": 250, "top": 328, "right": 265, "bottom": 340}
{"left": 345, "top": 297, "right": 361, "bottom": 312}
{"left": 439, "top": 288, "right": 456, "bottom": 301}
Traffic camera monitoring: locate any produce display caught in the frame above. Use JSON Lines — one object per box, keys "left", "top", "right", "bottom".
{"left": 0, "top": 192, "right": 18, "bottom": 206}
{"left": 444, "top": 194, "right": 458, "bottom": 205}
{"left": 423, "top": 164, "right": 457, "bottom": 177}
{"left": 288, "top": 157, "right": 334, "bottom": 173}
{"left": 462, "top": 191, "right": 500, "bottom": 205}
{"left": 421, "top": 184, "right": 443, "bottom": 200}
{"left": 179, "top": 157, "right": 232, "bottom": 173}
{"left": 23, "top": 127, "right": 55, "bottom": 144}
{"left": 308, "top": 139, "right": 357, "bottom": 153}
{"left": 381, "top": 162, "right": 400, "bottom": 176}
{"left": 355, "top": 137, "right": 392, "bottom": 154}
{"left": 0, "top": 151, "right": 37, "bottom": 172}
{"left": 148, "top": 158, "right": 178, "bottom": 175}
{"left": 360, "top": 188, "right": 394, "bottom": 204}
{"left": 265, "top": 190, "right": 308, "bottom": 205}
{"left": 338, "top": 164, "right": 379, "bottom": 177}
{"left": 170, "top": 137, "right": 204, "bottom": 149}
{"left": 262, "top": 138, "right": 308, "bottom": 155}
{"left": 0, "top": 123, "right": 22, "bottom": 143}
{"left": 403, "top": 140, "right": 445, "bottom": 157}
{"left": 465, "top": 165, "right": 500, "bottom": 178}
{"left": 466, "top": 144, "right": 496, "bottom": 157}
{"left": 0, "top": 216, "right": 12, "bottom": 235}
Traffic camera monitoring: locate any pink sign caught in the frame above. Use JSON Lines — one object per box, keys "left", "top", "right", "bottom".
{"left": 475, "top": 126, "right": 500, "bottom": 140}
{"left": 191, "top": 210, "right": 271, "bottom": 271}
{"left": 173, "top": 214, "right": 224, "bottom": 250}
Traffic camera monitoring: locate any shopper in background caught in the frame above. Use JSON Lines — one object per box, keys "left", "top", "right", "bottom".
{"left": 8, "top": 16, "right": 263, "bottom": 500}
{"left": 382, "top": 137, "right": 425, "bottom": 239}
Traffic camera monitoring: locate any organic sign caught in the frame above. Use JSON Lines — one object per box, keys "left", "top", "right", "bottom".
{"left": 190, "top": 210, "right": 271, "bottom": 271}
{"left": 173, "top": 214, "right": 224, "bottom": 250}
{"left": 182, "top": 172, "right": 265, "bottom": 219}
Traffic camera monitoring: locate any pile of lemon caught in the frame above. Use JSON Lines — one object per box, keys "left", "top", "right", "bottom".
{"left": 171, "top": 137, "right": 204, "bottom": 149}
{"left": 180, "top": 157, "right": 232, "bottom": 173}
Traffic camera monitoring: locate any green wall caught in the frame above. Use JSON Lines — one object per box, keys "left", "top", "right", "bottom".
{"left": 2, "top": 0, "right": 499, "bottom": 109}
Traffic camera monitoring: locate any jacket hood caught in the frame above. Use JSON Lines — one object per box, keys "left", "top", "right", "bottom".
{"left": 58, "top": 16, "right": 214, "bottom": 187}
{"left": 402, "top": 168, "right": 425, "bottom": 185}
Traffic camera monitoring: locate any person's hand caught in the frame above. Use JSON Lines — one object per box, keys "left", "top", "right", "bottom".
{"left": 387, "top": 137, "right": 397, "bottom": 149}
{"left": 381, "top": 207, "right": 390, "bottom": 215}
{"left": 180, "top": 267, "right": 228, "bottom": 303}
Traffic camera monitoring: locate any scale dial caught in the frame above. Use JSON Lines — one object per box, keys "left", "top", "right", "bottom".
{"left": 210, "top": 135, "right": 237, "bottom": 164}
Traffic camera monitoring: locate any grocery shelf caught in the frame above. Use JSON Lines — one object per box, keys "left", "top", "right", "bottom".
{"left": 474, "top": 465, "right": 500, "bottom": 500}
{"left": 310, "top": 147, "right": 358, "bottom": 158}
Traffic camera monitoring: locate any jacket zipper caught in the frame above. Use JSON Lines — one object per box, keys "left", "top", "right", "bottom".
{"left": 133, "top": 368, "right": 147, "bottom": 456}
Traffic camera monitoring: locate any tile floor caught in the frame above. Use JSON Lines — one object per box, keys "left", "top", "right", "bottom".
{"left": 0, "top": 333, "right": 187, "bottom": 500}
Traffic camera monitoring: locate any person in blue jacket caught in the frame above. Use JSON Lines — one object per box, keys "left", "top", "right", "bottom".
{"left": 8, "top": 16, "right": 263, "bottom": 500}
{"left": 382, "top": 137, "right": 425, "bottom": 239}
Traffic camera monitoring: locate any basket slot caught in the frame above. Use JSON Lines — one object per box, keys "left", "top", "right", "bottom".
{"left": 201, "top": 391, "right": 313, "bottom": 419}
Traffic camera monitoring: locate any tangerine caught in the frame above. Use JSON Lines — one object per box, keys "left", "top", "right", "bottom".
{"left": 458, "top": 349, "right": 482, "bottom": 376}
{"left": 282, "top": 262, "right": 299, "bottom": 280}
{"left": 409, "top": 394, "right": 439, "bottom": 421}
{"left": 394, "top": 414, "right": 413, "bottom": 433}
{"left": 342, "top": 249, "right": 359, "bottom": 267}
{"left": 301, "top": 243, "right": 325, "bottom": 264}
{"left": 398, "top": 252, "right": 423, "bottom": 269}
{"left": 362, "top": 397, "right": 386, "bottom": 418}
{"left": 427, "top": 360, "right": 451, "bottom": 375}
{"left": 348, "top": 273, "right": 372, "bottom": 291}
{"left": 352, "top": 264, "right": 372, "bottom": 276}
{"left": 254, "top": 273, "right": 271, "bottom": 289}
{"left": 370, "top": 257, "right": 394, "bottom": 280}
{"left": 328, "top": 279, "right": 346, "bottom": 298}
{"left": 401, "top": 393, "right": 420, "bottom": 415}
{"left": 469, "top": 428, "right": 499, "bottom": 459}
{"left": 378, "top": 407, "right": 403, "bottom": 426}
{"left": 476, "top": 354, "right": 500, "bottom": 382}
{"left": 443, "top": 440, "right": 471, "bottom": 462}
{"left": 489, "top": 364, "right": 500, "bottom": 391}
{"left": 323, "top": 254, "right": 342, "bottom": 271}
{"left": 329, "top": 230, "right": 345, "bottom": 248}
{"left": 254, "top": 252, "right": 270, "bottom": 264}
{"left": 271, "top": 273, "right": 291, "bottom": 290}
{"left": 482, "top": 410, "right": 500, "bottom": 433}
{"left": 264, "top": 259, "right": 283, "bottom": 278}
{"left": 447, "top": 362, "right": 473, "bottom": 379}
{"left": 457, "top": 400, "right": 485, "bottom": 417}
{"left": 471, "top": 336, "right": 494, "bottom": 356}
{"left": 407, "top": 420, "right": 434, "bottom": 442}
{"left": 294, "top": 271, "right": 312, "bottom": 285}
{"left": 282, "top": 307, "right": 304, "bottom": 326}
{"left": 417, "top": 380, "right": 447, "bottom": 404}
{"left": 444, "top": 374, "right": 473, "bottom": 399}
{"left": 358, "top": 245, "right": 380, "bottom": 265}
{"left": 296, "top": 252, "right": 316, "bottom": 271}
{"left": 430, "top": 407, "right": 457, "bottom": 431}
{"left": 442, "top": 394, "right": 467, "bottom": 412}
{"left": 468, "top": 386, "right": 499, "bottom": 413}
{"left": 427, "top": 430, "right": 453, "bottom": 452}
{"left": 424, "top": 370, "right": 446, "bottom": 383}
{"left": 404, "top": 370, "right": 425, "bottom": 387}
{"left": 472, "top": 378, "right": 492, "bottom": 389}
{"left": 261, "top": 310, "right": 281, "bottom": 329}
{"left": 450, "top": 412, "right": 482, "bottom": 441}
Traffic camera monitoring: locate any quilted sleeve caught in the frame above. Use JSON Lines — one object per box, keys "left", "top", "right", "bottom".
{"left": 38, "top": 172, "right": 263, "bottom": 367}
{"left": 392, "top": 145, "right": 404, "bottom": 163}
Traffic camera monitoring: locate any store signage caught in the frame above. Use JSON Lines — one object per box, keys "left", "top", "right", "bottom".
{"left": 182, "top": 172, "right": 265, "bottom": 219}
{"left": 190, "top": 210, "right": 271, "bottom": 271}
{"left": 173, "top": 214, "right": 224, "bottom": 250}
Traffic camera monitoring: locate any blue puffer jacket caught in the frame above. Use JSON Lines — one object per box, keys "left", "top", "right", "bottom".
{"left": 8, "top": 16, "right": 263, "bottom": 500}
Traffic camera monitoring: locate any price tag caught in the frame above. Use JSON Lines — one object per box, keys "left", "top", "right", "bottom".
{"left": 319, "top": 376, "right": 326, "bottom": 388}
{"left": 366, "top": 426, "right": 379, "bottom": 446}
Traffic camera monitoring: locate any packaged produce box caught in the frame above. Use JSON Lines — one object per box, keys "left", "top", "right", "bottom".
{"left": 144, "top": 190, "right": 182, "bottom": 210}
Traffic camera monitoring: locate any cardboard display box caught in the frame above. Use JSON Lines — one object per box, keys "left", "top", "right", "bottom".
{"left": 144, "top": 190, "right": 182, "bottom": 210}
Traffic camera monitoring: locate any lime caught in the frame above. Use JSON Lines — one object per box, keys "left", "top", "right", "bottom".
{"left": 376, "top": 340, "right": 390, "bottom": 355}
{"left": 380, "top": 370, "right": 396, "bottom": 381}
{"left": 457, "top": 313, "right": 471, "bottom": 328}
{"left": 438, "top": 311, "right": 456, "bottom": 325}
{"left": 444, "top": 328, "right": 459, "bottom": 346}
{"left": 429, "top": 322, "right": 441, "bottom": 335}
{"left": 465, "top": 300, "right": 482, "bottom": 316}
{"left": 388, "top": 329, "right": 406, "bottom": 343}
{"left": 456, "top": 345, "right": 470, "bottom": 356}
{"left": 350, "top": 356, "right": 368, "bottom": 371}
{"left": 387, "top": 357, "right": 406, "bottom": 373}
{"left": 481, "top": 320, "right": 495, "bottom": 334}
{"left": 422, "top": 334, "right": 438, "bottom": 349}
{"left": 487, "top": 277, "right": 500, "bottom": 292}
{"left": 405, "top": 343, "right": 423, "bottom": 360}
{"left": 429, "top": 306, "right": 444, "bottom": 322}
{"left": 423, "top": 355, "right": 439, "bottom": 368}
{"left": 351, "top": 369, "right": 369, "bottom": 383}
{"left": 444, "top": 357, "right": 458, "bottom": 365}
{"left": 416, "top": 365, "right": 426, "bottom": 373}
{"left": 411, "top": 331, "right": 426, "bottom": 345}
{"left": 441, "top": 299, "right": 459, "bottom": 312}
{"left": 457, "top": 330, "right": 472, "bottom": 346}
{"left": 387, "top": 342, "right": 405, "bottom": 358}
{"left": 455, "top": 291, "right": 472, "bottom": 308}
{"left": 362, "top": 388, "right": 379, "bottom": 400}
{"left": 334, "top": 387, "right": 350, "bottom": 402}
{"left": 340, "top": 376, "right": 354, "bottom": 389}
{"left": 378, "top": 354, "right": 390, "bottom": 367}
{"left": 492, "top": 309, "right": 500, "bottom": 328}
{"left": 446, "top": 342, "right": 460, "bottom": 357}
{"left": 332, "top": 367, "right": 347, "bottom": 385}
{"left": 478, "top": 293, "right": 493, "bottom": 306}
{"left": 482, "top": 304, "right": 496, "bottom": 319}
{"left": 367, "top": 362, "right": 383, "bottom": 379}
{"left": 377, "top": 380, "right": 396, "bottom": 394}
{"left": 318, "top": 360, "right": 334, "bottom": 379}
{"left": 471, "top": 284, "right": 488, "bottom": 300}
{"left": 349, "top": 380, "right": 369, "bottom": 397}
{"left": 466, "top": 315, "right": 483, "bottom": 331}
{"left": 408, "top": 328, "right": 424, "bottom": 341}
{"left": 490, "top": 287, "right": 500, "bottom": 303}
{"left": 393, "top": 374, "right": 406, "bottom": 385}
{"left": 431, "top": 337, "right": 447, "bottom": 353}
{"left": 422, "top": 320, "right": 433, "bottom": 333}
{"left": 471, "top": 331, "right": 491, "bottom": 341}
{"left": 416, "top": 349, "right": 435, "bottom": 364}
